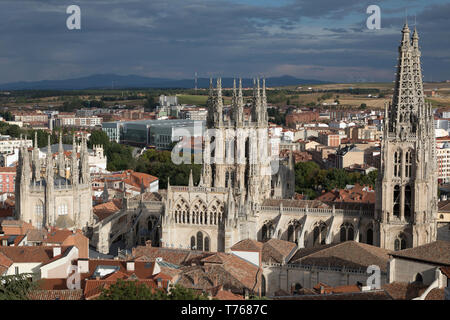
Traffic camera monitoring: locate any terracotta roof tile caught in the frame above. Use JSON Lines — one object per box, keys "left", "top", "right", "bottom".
{"left": 230, "top": 239, "right": 263, "bottom": 252}
{"left": 28, "top": 289, "right": 83, "bottom": 300}
{"left": 289, "top": 241, "right": 390, "bottom": 272}
{"left": 390, "top": 241, "right": 450, "bottom": 265}
{"left": 424, "top": 288, "right": 445, "bottom": 300}
{"left": 0, "top": 246, "right": 71, "bottom": 264}
{"left": 382, "top": 282, "right": 428, "bottom": 300}
{"left": 262, "top": 239, "right": 297, "bottom": 264}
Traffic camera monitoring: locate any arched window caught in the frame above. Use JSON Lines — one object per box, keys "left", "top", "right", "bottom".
{"left": 405, "top": 150, "right": 413, "bottom": 178}
{"left": 393, "top": 185, "right": 400, "bottom": 217}
{"left": 35, "top": 202, "right": 43, "bottom": 216}
{"left": 340, "top": 226, "right": 347, "bottom": 242}
{"left": 404, "top": 185, "right": 412, "bottom": 220}
{"left": 57, "top": 204, "right": 68, "bottom": 215}
{"left": 174, "top": 199, "right": 189, "bottom": 224}
{"left": 348, "top": 227, "right": 354, "bottom": 241}
{"left": 190, "top": 236, "right": 195, "bottom": 250}
{"left": 394, "top": 150, "right": 402, "bottom": 177}
{"left": 196, "top": 232, "right": 203, "bottom": 251}
{"left": 261, "top": 225, "right": 268, "bottom": 241}
{"left": 394, "top": 233, "right": 407, "bottom": 251}
{"left": 320, "top": 224, "right": 327, "bottom": 244}
{"left": 288, "top": 225, "right": 294, "bottom": 242}
{"left": 339, "top": 223, "right": 354, "bottom": 242}
{"left": 313, "top": 222, "right": 327, "bottom": 246}
{"left": 313, "top": 226, "right": 320, "bottom": 245}
{"left": 366, "top": 228, "right": 373, "bottom": 245}
{"left": 204, "top": 237, "right": 210, "bottom": 252}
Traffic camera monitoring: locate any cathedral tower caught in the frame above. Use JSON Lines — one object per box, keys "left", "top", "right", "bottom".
{"left": 375, "top": 24, "right": 438, "bottom": 250}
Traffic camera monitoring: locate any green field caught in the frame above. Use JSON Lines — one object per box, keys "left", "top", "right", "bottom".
{"left": 177, "top": 94, "right": 208, "bottom": 105}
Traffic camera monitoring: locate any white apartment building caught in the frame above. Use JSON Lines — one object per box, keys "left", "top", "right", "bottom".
{"left": 54, "top": 116, "right": 102, "bottom": 127}
{"left": 437, "top": 142, "right": 450, "bottom": 183}
{"left": 0, "top": 136, "right": 32, "bottom": 154}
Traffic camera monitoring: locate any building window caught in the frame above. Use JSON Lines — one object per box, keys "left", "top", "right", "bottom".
{"left": 405, "top": 150, "right": 413, "bottom": 178}
{"left": 35, "top": 203, "right": 43, "bottom": 216}
{"left": 394, "top": 233, "right": 407, "bottom": 251}
{"left": 190, "top": 236, "right": 195, "bottom": 250}
{"left": 204, "top": 237, "right": 210, "bottom": 252}
{"left": 15, "top": 266, "right": 19, "bottom": 275}
{"left": 404, "top": 185, "right": 412, "bottom": 220}
{"left": 393, "top": 185, "right": 400, "bottom": 217}
{"left": 57, "top": 204, "right": 68, "bottom": 215}
{"left": 196, "top": 232, "right": 203, "bottom": 251}
{"left": 394, "top": 150, "right": 401, "bottom": 177}
{"left": 339, "top": 223, "right": 354, "bottom": 242}
{"left": 366, "top": 228, "right": 373, "bottom": 245}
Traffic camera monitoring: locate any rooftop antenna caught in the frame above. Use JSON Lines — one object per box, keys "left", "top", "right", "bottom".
{"left": 195, "top": 72, "right": 198, "bottom": 92}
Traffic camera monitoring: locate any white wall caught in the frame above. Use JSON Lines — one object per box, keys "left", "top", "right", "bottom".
{"left": 231, "top": 250, "right": 260, "bottom": 267}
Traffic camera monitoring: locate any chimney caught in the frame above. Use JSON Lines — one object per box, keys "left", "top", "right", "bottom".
{"left": 126, "top": 261, "right": 135, "bottom": 272}
{"left": 53, "top": 247, "right": 61, "bottom": 257}
{"left": 320, "top": 285, "right": 325, "bottom": 294}
{"left": 77, "top": 259, "right": 89, "bottom": 273}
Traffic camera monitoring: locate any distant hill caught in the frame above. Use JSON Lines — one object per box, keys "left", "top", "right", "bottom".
{"left": 0, "top": 74, "right": 330, "bottom": 90}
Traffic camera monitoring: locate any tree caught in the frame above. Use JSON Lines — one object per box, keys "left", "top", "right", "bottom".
{"left": 88, "top": 130, "right": 110, "bottom": 149}
{"left": 136, "top": 149, "right": 201, "bottom": 188}
{"left": 0, "top": 274, "right": 37, "bottom": 300}
{"left": 97, "top": 280, "right": 208, "bottom": 300}
{"left": 144, "top": 95, "right": 159, "bottom": 112}
{"left": 166, "top": 284, "right": 208, "bottom": 300}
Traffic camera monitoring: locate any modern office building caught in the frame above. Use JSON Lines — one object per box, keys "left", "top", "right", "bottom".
{"left": 102, "top": 119, "right": 205, "bottom": 149}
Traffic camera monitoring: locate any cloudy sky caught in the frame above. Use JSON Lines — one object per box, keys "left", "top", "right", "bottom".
{"left": 0, "top": 0, "right": 449, "bottom": 84}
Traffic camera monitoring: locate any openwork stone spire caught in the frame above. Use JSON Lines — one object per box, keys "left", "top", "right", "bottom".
{"left": 389, "top": 22, "right": 426, "bottom": 137}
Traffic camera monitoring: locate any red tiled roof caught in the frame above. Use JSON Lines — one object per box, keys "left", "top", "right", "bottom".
{"left": 0, "top": 246, "right": 71, "bottom": 264}
{"left": 93, "top": 200, "right": 122, "bottom": 221}
{"left": 28, "top": 289, "right": 83, "bottom": 300}
{"left": 382, "top": 282, "right": 428, "bottom": 300}
{"left": 214, "top": 289, "right": 244, "bottom": 300}
{"left": 231, "top": 239, "right": 263, "bottom": 252}
{"left": 262, "top": 239, "right": 297, "bottom": 264}
{"left": 389, "top": 241, "right": 450, "bottom": 265}
{"left": 424, "top": 288, "right": 445, "bottom": 300}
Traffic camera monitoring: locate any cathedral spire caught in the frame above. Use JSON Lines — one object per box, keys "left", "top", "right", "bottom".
{"left": 236, "top": 78, "right": 244, "bottom": 125}
{"left": 206, "top": 77, "right": 215, "bottom": 128}
{"left": 34, "top": 131, "right": 38, "bottom": 149}
{"left": 215, "top": 77, "right": 223, "bottom": 126}
{"left": 71, "top": 134, "right": 79, "bottom": 185}
{"left": 33, "top": 131, "right": 41, "bottom": 181}
{"left": 188, "top": 169, "right": 194, "bottom": 187}
{"left": 389, "top": 22, "right": 424, "bottom": 137}
{"left": 58, "top": 132, "right": 65, "bottom": 178}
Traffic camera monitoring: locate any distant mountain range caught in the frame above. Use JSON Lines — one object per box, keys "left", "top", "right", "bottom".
{"left": 0, "top": 74, "right": 331, "bottom": 90}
